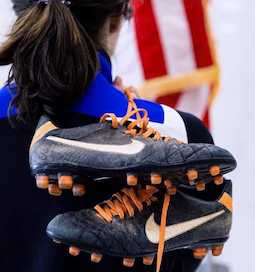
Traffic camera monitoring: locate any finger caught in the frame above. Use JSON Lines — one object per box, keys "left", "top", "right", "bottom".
{"left": 114, "top": 76, "right": 124, "bottom": 90}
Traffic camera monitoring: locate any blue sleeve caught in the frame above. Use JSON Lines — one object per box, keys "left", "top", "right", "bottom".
{"left": 0, "top": 85, "right": 16, "bottom": 120}
{"left": 72, "top": 73, "right": 165, "bottom": 124}
{"left": 0, "top": 77, "right": 166, "bottom": 126}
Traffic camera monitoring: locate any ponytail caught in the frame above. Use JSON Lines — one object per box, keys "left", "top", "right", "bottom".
{"left": 0, "top": 0, "right": 98, "bottom": 123}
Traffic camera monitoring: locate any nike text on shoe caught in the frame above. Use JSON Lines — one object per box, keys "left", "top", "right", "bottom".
{"left": 47, "top": 180, "right": 233, "bottom": 272}
{"left": 30, "top": 91, "right": 236, "bottom": 197}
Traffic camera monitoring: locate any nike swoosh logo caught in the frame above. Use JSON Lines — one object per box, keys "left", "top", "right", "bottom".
{"left": 145, "top": 210, "right": 225, "bottom": 244}
{"left": 47, "top": 136, "right": 145, "bottom": 155}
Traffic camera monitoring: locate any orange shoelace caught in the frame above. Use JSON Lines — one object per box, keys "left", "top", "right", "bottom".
{"left": 95, "top": 186, "right": 158, "bottom": 222}
{"left": 100, "top": 87, "right": 177, "bottom": 142}
{"left": 95, "top": 185, "right": 171, "bottom": 272}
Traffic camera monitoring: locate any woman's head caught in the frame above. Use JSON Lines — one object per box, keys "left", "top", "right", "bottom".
{"left": 0, "top": 0, "right": 131, "bottom": 123}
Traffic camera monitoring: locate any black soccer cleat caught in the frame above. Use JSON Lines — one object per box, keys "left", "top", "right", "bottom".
{"left": 47, "top": 180, "right": 233, "bottom": 271}
{"left": 30, "top": 91, "right": 236, "bottom": 196}
{"left": 29, "top": 112, "right": 236, "bottom": 197}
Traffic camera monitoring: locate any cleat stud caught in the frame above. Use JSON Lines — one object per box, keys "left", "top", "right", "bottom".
{"left": 58, "top": 174, "right": 74, "bottom": 190}
{"left": 164, "top": 179, "right": 173, "bottom": 189}
{"left": 168, "top": 186, "right": 177, "bottom": 196}
{"left": 151, "top": 173, "right": 162, "bottom": 185}
{"left": 212, "top": 245, "right": 224, "bottom": 256}
{"left": 146, "top": 185, "right": 155, "bottom": 191}
{"left": 210, "top": 166, "right": 221, "bottom": 177}
{"left": 36, "top": 175, "right": 49, "bottom": 189}
{"left": 123, "top": 257, "right": 135, "bottom": 268}
{"left": 164, "top": 180, "right": 176, "bottom": 195}
{"left": 193, "top": 248, "right": 208, "bottom": 259}
{"left": 48, "top": 184, "right": 62, "bottom": 196}
{"left": 72, "top": 184, "right": 86, "bottom": 197}
{"left": 214, "top": 176, "right": 224, "bottom": 186}
{"left": 143, "top": 256, "right": 154, "bottom": 266}
{"left": 91, "top": 252, "right": 103, "bottom": 263}
{"left": 196, "top": 181, "right": 206, "bottom": 192}
{"left": 69, "top": 246, "right": 80, "bottom": 257}
{"left": 127, "top": 174, "right": 138, "bottom": 186}
{"left": 187, "top": 169, "right": 198, "bottom": 182}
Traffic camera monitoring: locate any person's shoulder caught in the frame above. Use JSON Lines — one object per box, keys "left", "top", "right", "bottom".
{"left": 0, "top": 84, "right": 12, "bottom": 96}
{"left": 177, "top": 111, "right": 214, "bottom": 144}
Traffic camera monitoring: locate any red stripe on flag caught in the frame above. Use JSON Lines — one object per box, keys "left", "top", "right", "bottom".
{"left": 134, "top": 1, "right": 182, "bottom": 108}
{"left": 182, "top": 0, "right": 213, "bottom": 68}
{"left": 133, "top": 0, "right": 168, "bottom": 79}
{"left": 183, "top": 0, "right": 212, "bottom": 127}
{"left": 203, "top": 108, "right": 210, "bottom": 128}
{"left": 157, "top": 94, "right": 182, "bottom": 109}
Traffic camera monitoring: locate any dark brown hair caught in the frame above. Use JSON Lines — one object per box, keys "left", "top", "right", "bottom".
{"left": 0, "top": 0, "right": 130, "bottom": 123}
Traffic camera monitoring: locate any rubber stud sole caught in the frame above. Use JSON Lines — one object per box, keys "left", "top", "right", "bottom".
{"left": 164, "top": 180, "right": 177, "bottom": 195}
{"left": 151, "top": 173, "right": 162, "bottom": 185}
{"left": 187, "top": 169, "right": 198, "bottom": 183}
{"left": 48, "top": 184, "right": 62, "bottom": 196}
{"left": 210, "top": 166, "right": 221, "bottom": 177}
{"left": 55, "top": 241, "right": 224, "bottom": 267}
{"left": 69, "top": 246, "right": 80, "bottom": 257}
{"left": 36, "top": 175, "right": 49, "bottom": 189}
{"left": 214, "top": 176, "right": 224, "bottom": 186}
{"left": 127, "top": 174, "right": 138, "bottom": 186}
{"left": 123, "top": 257, "right": 135, "bottom": 268}
{"left": 143, "top": 256, "right": 154, "bottom": 265}
{"left": 193, "top": 247, "right": 208, "bottom": 259}
{"left": 72, "top": 184, "right": 86, "bottom": 197}
{"left": 196, "top": 181, "right": 206, "bottom": 192}
{"left": 35, "top": 162, "right": 225, "bottom": 197}
{"left": 35, "top": 173, "right": 86, "bottom": 197}
{"left": 91, "top": 252, "right": 103, "bottom": 263}
{"left": 212, "top": 245, "right": 224, "bottom": 256}
{"left": 58, "top": 174, "right": 74, "bottom": 189}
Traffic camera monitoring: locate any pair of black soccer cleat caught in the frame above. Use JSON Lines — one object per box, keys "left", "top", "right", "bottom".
{"left": 29, "top": 97, "right": 236, "bottom": 272}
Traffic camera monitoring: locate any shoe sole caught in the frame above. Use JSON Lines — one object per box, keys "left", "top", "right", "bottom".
{"left": 47, "top": 231, "right": 228, "bottom": 266}
{"left": 33, "top": 157, "right": 236, "bottom": 197}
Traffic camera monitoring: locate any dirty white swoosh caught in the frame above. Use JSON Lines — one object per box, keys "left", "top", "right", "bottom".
{"left": 145, "top": 210, "right": 225, "bottom": 244}
{"left": 47, "top": 136, "right": 145, "bottom": 155}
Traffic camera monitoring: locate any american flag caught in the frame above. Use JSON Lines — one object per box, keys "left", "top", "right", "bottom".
{"left": 113, "top": 0, "right": 220, "bottom": 128}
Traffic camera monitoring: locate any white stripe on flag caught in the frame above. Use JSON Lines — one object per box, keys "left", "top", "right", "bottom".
{"left": 112, "top": 21, "right": 144, "bottom": 86}
{"left": 176, "top": 86, "right": 210, "bottom": 119}
{"left": 152, "top": 0, "right": 196, "bottom": 75}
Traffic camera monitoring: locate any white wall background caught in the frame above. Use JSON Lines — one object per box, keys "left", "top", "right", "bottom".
{"left": 209, "top": 1, "right": 255, "bottom": 271}
{"left": 0, "top": 1, "right": 254, "bottom": 272}
{"left": 0, "top": 1, "right": 13, "bottom": 82}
